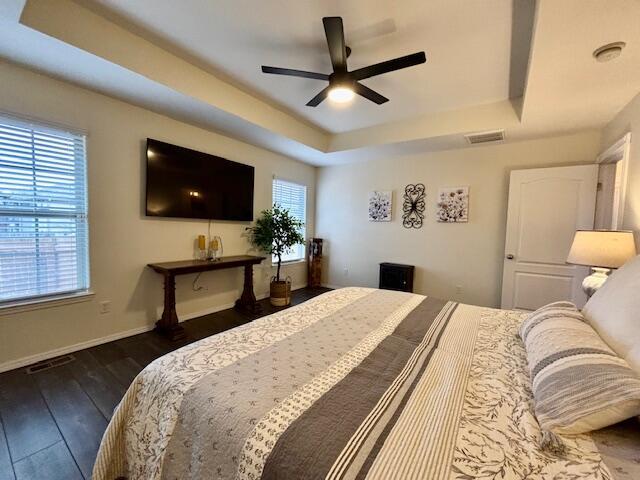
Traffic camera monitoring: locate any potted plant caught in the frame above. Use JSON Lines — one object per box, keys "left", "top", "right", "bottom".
{"left": 247, "top": 204, "right": 304, "bottom": 306}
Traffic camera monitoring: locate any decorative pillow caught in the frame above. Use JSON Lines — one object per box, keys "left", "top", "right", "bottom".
{"left": 518, "top": 301, "right": 581, "bottom": 342}
{"left": 582, "top": 254, "right": 640, "bottom": 375}
{"left": 521, "top": 304, "right": 640, "bottom": 450}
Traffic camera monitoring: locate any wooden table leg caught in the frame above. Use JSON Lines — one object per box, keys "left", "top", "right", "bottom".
{"left": 155, "top": 273, "right": 186, "bottom": 340}
{"left": 235, "top": 264, "right": 262, "bottom": 314}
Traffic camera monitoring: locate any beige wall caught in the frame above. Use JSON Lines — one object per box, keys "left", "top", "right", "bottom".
{"left": 601, "top": 92, "right": 640, "bottom": 247}
{"left": 316, "top": 131, "right": 601, "bottom": 307}
{"left": 0, "top": 61, "right": 316, "bottom": 370}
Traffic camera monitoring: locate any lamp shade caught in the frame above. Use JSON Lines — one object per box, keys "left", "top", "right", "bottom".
{"left": 567, "top": 230, "right": 636, "bottom": 268}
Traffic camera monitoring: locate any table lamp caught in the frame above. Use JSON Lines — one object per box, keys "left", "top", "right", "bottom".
{"left": 567, "top": 230, "right": 637, "bottom": 297}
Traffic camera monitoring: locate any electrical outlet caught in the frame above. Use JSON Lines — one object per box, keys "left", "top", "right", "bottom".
{"left": 343, "top": 267, "right": 349, "bottom": 277}
{"left": 455, "top": 285, "right": 463, "bottom": 295}
{"left": 99, "top": 300, "right": 111, "bottom": 314}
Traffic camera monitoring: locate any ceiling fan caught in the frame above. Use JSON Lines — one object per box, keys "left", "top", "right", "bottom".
{"left": 261, "top": 17, "right": 426, "bottom": 107}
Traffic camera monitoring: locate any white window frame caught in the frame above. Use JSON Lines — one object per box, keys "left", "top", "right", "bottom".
{"left": 272, "top": 177, "right": 307, "bottom": 264}
{"left": 0, "top": 113, "right": 91, "bottom": 309}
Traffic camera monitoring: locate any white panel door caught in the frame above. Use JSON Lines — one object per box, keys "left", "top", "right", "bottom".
{"left": 501, "top": 165, "right": 598, "bottom": 310}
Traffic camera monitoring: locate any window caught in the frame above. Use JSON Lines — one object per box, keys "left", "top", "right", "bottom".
{"left": 0, "top": 115, "right": 89, "bottom": 304}
{"left": 272, "top": 178, "right": 306, "bottom": 263}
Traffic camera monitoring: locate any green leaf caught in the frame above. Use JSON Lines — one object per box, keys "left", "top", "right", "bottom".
{"left": 246, "top": 204, "right": 305, "bottom": 281}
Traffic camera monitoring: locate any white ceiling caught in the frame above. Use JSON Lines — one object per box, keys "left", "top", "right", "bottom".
{"left": 523, "top": 0, "right": 640, "bottom": 129}
{"left": 0, "top": 0, "right": 639, "bottom": 166}
{"left": 81, "top": 0, "right": 514, "bottom": 134}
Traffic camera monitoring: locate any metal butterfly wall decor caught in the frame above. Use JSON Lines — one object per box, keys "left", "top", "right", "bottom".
{"left": 402, "top": 183, "right": 426, "bottom": 228}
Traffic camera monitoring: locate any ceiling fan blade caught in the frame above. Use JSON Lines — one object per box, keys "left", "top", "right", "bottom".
{"left": 306, "top": 86, "right": 331, "bottom": 107}
{"left": 354, "top": 83, "right": 389, "bottom": 104}
{"left": 323, "top": 17, "right": 347, "bottom": 72}
{"left": 261, "top": 66, "right": 329, "bottom": 81}
{"left": 351, "top": 51, "right": 426, "bottom": 81}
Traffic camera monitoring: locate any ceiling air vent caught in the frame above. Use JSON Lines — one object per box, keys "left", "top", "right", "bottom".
{"left": 464, "top": 129, "right": 505, "bottom": 145}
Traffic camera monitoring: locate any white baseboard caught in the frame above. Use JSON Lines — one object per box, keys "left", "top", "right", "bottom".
{"left": 177, "top": 282, "right": 305, "bottom": 321}
{"left": 177, "top": 300, "right": 238, "bottom": 322}
{"left": 0, "top": 283, "right": 308, "bottom": 373}
{"left": 0, "top": 324, "right": 153, "bottom": 373}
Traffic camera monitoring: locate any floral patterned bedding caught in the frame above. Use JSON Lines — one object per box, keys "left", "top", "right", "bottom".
{"left": 92, "top": 288, "right": 638, "bottom": 480}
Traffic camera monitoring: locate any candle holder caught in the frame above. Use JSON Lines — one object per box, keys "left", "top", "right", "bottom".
{"left": 207, "top": 236, "right": 223, "bottom": 261}
{"left": 195, "top": 235, "right": 207, "bottom": 260}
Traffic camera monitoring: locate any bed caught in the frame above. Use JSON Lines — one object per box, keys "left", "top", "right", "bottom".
{"left": 92, "top": 287, "right": 640, "bottom": 480}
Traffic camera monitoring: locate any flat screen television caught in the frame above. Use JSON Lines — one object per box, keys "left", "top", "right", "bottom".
{"left": 145, "top": 139, "right": 254, "bottom": 221}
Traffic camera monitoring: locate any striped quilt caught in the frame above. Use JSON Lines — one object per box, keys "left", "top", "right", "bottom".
{"left": 93, "top": 288, "right": 619, "bottom": 480}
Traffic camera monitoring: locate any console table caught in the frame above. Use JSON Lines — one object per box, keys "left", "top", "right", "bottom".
{"left": 148, "top": 255, "right": 265, "bottom": 340}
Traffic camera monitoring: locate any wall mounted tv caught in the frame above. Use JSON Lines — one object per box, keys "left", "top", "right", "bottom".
{"left": 145, "top": 138, "right": 254, "bottom": 221}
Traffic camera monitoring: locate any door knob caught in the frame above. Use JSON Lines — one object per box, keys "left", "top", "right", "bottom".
{"left": 506, "top": 254, "right": 514, "bottom": 260}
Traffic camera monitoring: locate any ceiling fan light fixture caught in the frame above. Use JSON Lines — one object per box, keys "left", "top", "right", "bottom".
{"left": 261, "top": 17, "right": 426, "bottom": 107}
{"left": 328, "top": 86, "right": 355, "bottom": 103}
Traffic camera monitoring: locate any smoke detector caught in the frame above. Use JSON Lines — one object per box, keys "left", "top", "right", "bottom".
{"left": 593, "top": 42, "right": 626, "bottom": 62}
{"left": 464, "top": 129, "right": 505, "bottom": 145}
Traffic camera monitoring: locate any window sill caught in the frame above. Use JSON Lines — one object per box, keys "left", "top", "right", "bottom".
{"left": 274, "top": 259, "right": 306, "bottom": 266}
{"left": 0, "top": 290, "right": 95, "bottom": 316}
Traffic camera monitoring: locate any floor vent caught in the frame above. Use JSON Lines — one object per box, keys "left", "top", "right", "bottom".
{"left": 25, "top": 354, "right": 75, "bottom": 374}
{"left": 464, "top": 129, "right": 505, "bottom": 145}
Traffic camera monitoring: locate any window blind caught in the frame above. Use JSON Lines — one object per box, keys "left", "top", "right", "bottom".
{"left": 272, "top": 178, "right": 306, "bottom": 262}
{"left": 0, "top": 115, "right": 89, "bottom": 303}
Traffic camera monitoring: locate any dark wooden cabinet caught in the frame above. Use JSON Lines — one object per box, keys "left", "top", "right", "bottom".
{"left": 379, "top": 262, "right": 415, "bottom": 293}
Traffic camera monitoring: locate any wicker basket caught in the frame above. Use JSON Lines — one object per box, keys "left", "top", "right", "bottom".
{"left": 270, "top": 277, "right": 291, "bottom": 306}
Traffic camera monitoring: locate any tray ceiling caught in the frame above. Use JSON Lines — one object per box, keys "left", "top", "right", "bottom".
{"left": 0, "top": 0, "right": 639, "bottom": 165}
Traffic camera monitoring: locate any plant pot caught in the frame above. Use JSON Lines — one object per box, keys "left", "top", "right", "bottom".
{"left": 270, "top": 279, "right": 291, "bottom": 307}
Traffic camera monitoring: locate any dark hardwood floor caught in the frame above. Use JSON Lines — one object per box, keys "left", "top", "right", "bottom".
{"left": 0, "top": 287, "right": 330, "bottom": 480}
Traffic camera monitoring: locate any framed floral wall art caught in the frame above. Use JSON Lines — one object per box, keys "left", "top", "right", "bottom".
{"left": 437, "top": 186, "right": 469, "bottom": 223}
{"left": 368, "top": 190, "right": 392, "bottom": 222}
